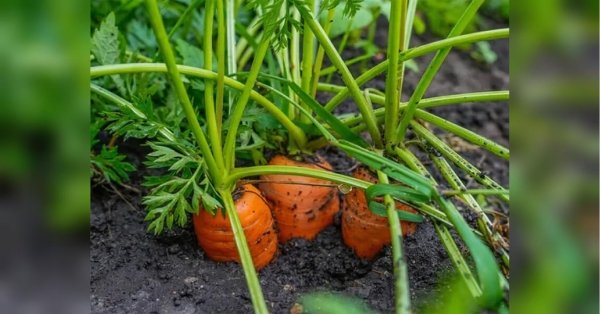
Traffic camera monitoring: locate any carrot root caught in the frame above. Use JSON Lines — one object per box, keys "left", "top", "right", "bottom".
{"left": 259, "top": 154, "right": 340, "bottom": 244}
{"left": 341, "top": 167, "right": 418, "bottom": 259}
{"left": 193, "top": 184, "right": 278, "bottom": 270}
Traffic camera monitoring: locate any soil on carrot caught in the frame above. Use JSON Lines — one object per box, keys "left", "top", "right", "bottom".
{"left": 91, "top": 18, "right": 508, "bottom": 314}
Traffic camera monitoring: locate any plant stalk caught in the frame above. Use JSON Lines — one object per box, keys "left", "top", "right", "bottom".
{"left": 433, "top": 220, "right": 483, "bottom": 298}
{"left": 218, "top": 189, "right": 269, "bottom": 313}
{"left": 144, "top": 0, "right": 221, "bottom": 183}
{"left": 309, "top": 7, "right": 336, "bottom": 98}
{"left": 395, "top": 0, "right": 485, "bottom": 142}
{"left": 226, "top": 166, "right": 370, "bottom": 190}
{"left": 376, "top": 170, "right": 410, "bottom": 314}
{"left": 216, "top": 0, "right": 226, "bottom": 132}
{"left": 389, "top": 143, "right": 485, "bottom": 298}
{"left": 203, "top": 0, "right": 226, "bottom": 170}
{"left": 299, "top": 0, "right": 316, "bottom": 122}
{"left": 296, "top": 3, "right": 383, "bottom": 148}
{"left": 222, "top": 37, "right": 272, "bottom": 171}
{"left": 290, "top": 7, "right": 302, "bottom": 105}
{"left": 410, "top": 121, "right": 509, "bottom": 202}
{"left": 323, "top": 28, "right": 509, "bottom": 113}
{"left": 428, "top": 149, "right": 510, "bottom": 270}
{"left": 226, "top": 0, "right": 237, "bottom": 118}
{"left": 414, "top": 109, "right": 509, "bottom": 160}
{"left": 385, "top": 0, "right": 408, "bottom": 144}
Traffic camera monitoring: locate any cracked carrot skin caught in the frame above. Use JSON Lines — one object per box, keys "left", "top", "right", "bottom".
{"left": 342, "top": 167, "right": 418, "bottom": 259}
{"left": 193, "top": 184, "right": 278, "bottom": 270}
{"left": 259, "top": 154, "right": 340, "bottom": 243}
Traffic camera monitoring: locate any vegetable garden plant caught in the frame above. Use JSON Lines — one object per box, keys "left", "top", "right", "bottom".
{"left": 90, "top": 0, "right": 509, "bottom": 312}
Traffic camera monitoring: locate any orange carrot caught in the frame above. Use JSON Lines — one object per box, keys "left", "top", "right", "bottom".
{"left": 342, "top": 167, "right": 418, "bottom": 259}
{"left": 259, "top": 154, "right": 340, "bottom": 243}
{"left": 193, "top": 184, "right": 278, "bottom": 270}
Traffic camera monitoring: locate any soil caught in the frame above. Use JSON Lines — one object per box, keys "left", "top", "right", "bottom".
{"left": 91, "top": 17, "right": 509, "bottom": 314}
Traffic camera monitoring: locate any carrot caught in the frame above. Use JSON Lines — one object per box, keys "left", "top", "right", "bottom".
{"left": 259, "top": 154, "right": 340, "bottom": 243}
{"left": 342, "top": 167, "right": 418, "bottom": 259}
{"left": 192, "top": 184, "right": 278, "bottom": 270}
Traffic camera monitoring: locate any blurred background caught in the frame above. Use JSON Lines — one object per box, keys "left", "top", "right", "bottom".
{"left": 510, "top": 0, "right": 598, "bottom": 313}
{"left": 0, "top": 0, "right": 596, "bottom": 313}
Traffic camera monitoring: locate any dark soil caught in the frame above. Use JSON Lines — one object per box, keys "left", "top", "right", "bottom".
{"left": 91, "top": 18, "right": 509, "bottom": 314}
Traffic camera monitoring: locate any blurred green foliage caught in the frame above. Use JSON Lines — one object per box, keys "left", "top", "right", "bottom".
{"left": 418, "top": 0, "right": 478, "bottom": 37}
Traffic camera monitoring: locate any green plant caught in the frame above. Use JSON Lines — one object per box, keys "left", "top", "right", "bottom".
{"left": 90, "top": 121, "right": 136, "bottom": 184}
{"left": 90, "top": 0, "right": 509, "bottom": 312}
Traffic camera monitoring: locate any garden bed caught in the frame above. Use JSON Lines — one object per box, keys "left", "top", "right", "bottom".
{"left": 91, "top": 18, "right": 508, "bottom": 314}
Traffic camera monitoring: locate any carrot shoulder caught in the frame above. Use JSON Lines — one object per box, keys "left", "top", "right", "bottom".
{"left": 193, "top": 184, "right": 278, "bottom": 270}
{"left": 259, "top": 155, "right": 340, "bottom": 243}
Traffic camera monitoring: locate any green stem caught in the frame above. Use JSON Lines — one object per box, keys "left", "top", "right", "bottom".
{"left": 393, "top": 145, "right": 437, "bottom": 185}
{"left": 290, "top": 7, "right": 301, "bottom": 104}
{"left": 144, "top": 0, "right": 221, "bottom": 183}
{"left": 216, "top": 0, "right": 226, "bottom": 132}
{"left": 319, "top": 54, "right": 373, "bottom": 76}
{"left": 325, "top": 14, "right": 355, "bottom": 84}
{"left": 274, "top": 35, "right": 295, "bottom": 119}
{"left": 316, "top": 86, "right": 508, "bottom": 132}
{"left": 384, "top": 0, "right": 408, "bottom": 144}
{"left": 309, "top": 7, "right": 336, "bottom": 98}
{"left": 433, "top": 220, "right": 483, "bottom": 298}
{"left": 300, "top": 0, "right": 316, "bottom": 122}
{"left": 376, "top": 170, "right": 410, "bottom": 314}
{"left": 323, "top": 29, "right": 509, "bottom": 113}
{"left": 225, "top": 166, "right": 370, "bottom": 189}
{"left": 442, "top": 189, "right": 511, "bottom": 196}
{"left": 395, "top": 0, "right": 485, "bottom": 142}
{"left": 390, "top": 144, "right": 486, "bottom": 297}
{"left": 203, "top": 0, "right": 226, "bottom": 170}
{"left": 222, "top": 37, "right": 272, "bottom": 171}
{"left": 318, "top": 84, "right": 508, "bottom": 111}
{"left": 296, "top": 3, "right": 383, "bottom": 148}
{"left": 414, "top": 110, "right": 509, "bottom": 160}
{"left": 428, "top": 151, "right": 510, "bottom": 270}
{"left": 218, "top": 189, "right": 268, "bottom": 313}
{"left": 433, "top": 194, "right": 503, "bottom": 308}
{"left": 410, "top": 121, "right": 509, "bottom": 202}
{"left": 417, "top": 90, "right": 509, "bottom": 108}
{"left": 91, "top": 63, "right": 307, "bottom": 151}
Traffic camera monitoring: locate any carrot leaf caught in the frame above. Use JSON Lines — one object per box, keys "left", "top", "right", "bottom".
{"left": 366, "top": 184, "right": 430, "bottom": 203}
{"left": 365, "top": 184, "right": 426, "bottom": 223}
{"left": 141, "top": 140, "right": 221, "bottom": 235}
{"left": 368, "top": 202, "right": 424, "bottom": 223}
